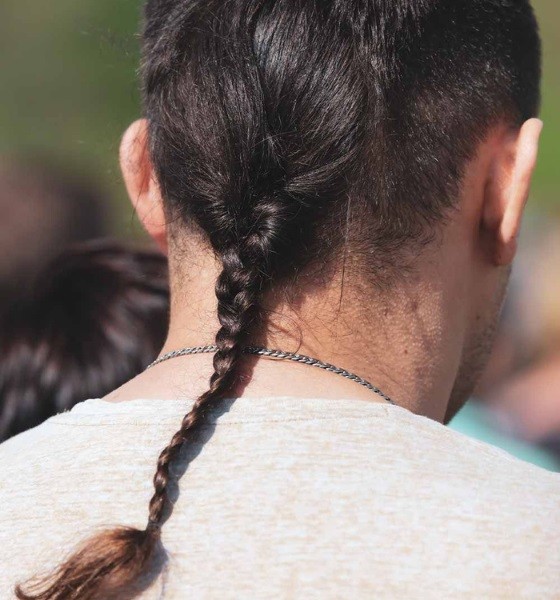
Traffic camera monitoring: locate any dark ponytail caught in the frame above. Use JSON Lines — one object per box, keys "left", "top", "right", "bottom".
{"left": 16, "top": 0, "right": 541, "bottom": 597}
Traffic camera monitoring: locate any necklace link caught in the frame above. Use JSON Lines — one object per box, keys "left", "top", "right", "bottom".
{"left": 147, "top": 345, "right": 396, "bottom": 406}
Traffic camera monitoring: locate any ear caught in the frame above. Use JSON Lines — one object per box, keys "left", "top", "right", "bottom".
{"left": 120, "top": 119, "right": 168, "bottom": 254}
{"left": 482, "top": 118, "right": 543, "bottom": 266}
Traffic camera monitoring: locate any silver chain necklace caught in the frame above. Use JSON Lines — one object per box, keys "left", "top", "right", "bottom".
{"left": 147, "top": 344, "right": 396, "bottom": 406}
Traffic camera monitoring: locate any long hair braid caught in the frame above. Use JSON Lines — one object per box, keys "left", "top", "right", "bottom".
{"left": 15, "top": 201, "right": 284, "bottom": 599}
{"left": 147, "top": 229, "right": 275, "bottom": 529}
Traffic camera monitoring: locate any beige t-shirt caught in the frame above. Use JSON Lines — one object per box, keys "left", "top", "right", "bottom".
{"left": 0, "top": 395, "right": 558, "bottom": 599}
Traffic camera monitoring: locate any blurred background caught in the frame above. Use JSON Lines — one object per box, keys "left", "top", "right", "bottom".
{"left": 0, "top": 1, "right": 558, "bottom": 467}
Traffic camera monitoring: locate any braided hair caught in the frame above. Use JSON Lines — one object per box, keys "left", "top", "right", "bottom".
{"left": 16, "top": 0, "right": 540, "bottom": 597}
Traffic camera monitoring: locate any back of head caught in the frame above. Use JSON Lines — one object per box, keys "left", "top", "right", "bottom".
{"left": 15, "top": 1, "right": 541, "bottom": 598}
{"left": 144, "top": 0, "right": 540, "bottom": 278}
{"left": 0, "top": 240, "right": 169, "bottom": 442}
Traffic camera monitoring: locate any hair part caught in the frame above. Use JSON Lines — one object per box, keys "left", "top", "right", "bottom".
{"left": 16, "top": 0, "right": 540, "bottom": 597}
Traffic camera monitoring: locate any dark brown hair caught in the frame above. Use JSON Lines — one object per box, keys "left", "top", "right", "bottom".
{"left": 16, "top": 0, "right": 541, "bottom": 597}
{"left": 0, "top": 240, "right": 169, "bottom": 442}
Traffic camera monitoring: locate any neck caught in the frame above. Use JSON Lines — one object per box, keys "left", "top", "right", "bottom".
{"left": 157, "top": 243, "right": 468, "bottom": 422}
{"left": 101, "top": 244, "right": 469, "bottom": 424}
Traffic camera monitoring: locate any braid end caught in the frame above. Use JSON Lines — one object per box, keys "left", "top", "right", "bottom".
{"left": 15, "top": 525, "right": 159, "bottom": 600}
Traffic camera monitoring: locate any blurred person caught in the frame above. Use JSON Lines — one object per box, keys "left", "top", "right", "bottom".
{"left": 0, "top": 155, "right": 108, "bottom": 315}
{"left": 491, "top": 352, "right": 560, "bottom": 452}
{"left": 449, "top": 236, "right": 560, "bottom": 471}
{"left": 1, "top": 1, "right": 559, "bottom": 599}
{"left": 480, "top": 221, "right": 560, "bottom": 455}
{"left": 449, "top": 398, "right": 560, "bottom": 471}
{"left": 0, "top": 240, "right": 169, "bottom": 442}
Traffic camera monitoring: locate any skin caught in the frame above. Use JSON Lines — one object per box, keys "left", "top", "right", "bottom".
{"left": 106, "top": 117, "right": 543, "bottom": 425}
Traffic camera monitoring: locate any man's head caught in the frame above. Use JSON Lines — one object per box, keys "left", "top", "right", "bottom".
{"left": 17, "top": 2, "right": 544, "bottom": 596}
{"left": 121, "top": 0, "right": 542, "bottom": 418}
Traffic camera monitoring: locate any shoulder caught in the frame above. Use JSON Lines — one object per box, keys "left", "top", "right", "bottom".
{"left": 0, "top": 406, "right": 95, "bottom": 463}
{"left": 381, "top": 407, "right": 560, "bottom": 541}
{"left": 0, "top": 404, "right": 139, "bottom": 509}
{"left": 383, "top": 404, "right": 560, "bottom": 484}
{"left": 0, "top": 415, "right": 82, "bottom": 589}
{"left": 0, "top": 412, "right": 89, "bottom": 518}
{"left": 0, "top": 413, "right": 70, "bottom": 466}
{"left": 0, "top": 406, "right": 158, "bottom": 590}
{"left": 321, "top": 404, "right": 560, "bottom": 523}
{"left": 316, "top": 407, "right": 560, "bottom": 568}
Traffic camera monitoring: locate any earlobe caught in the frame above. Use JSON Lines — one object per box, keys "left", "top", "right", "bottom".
{"left": 484, "top": 118, "right": 542, "bottom": 266}
{"left": 120, "top": 119, "right": 168, "bottom": 254}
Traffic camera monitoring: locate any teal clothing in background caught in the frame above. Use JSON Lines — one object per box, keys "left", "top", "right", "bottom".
{"left": 450, "top": 399, "right": 559, "bottom": 472}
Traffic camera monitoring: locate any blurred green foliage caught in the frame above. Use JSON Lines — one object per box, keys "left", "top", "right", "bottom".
{"left": 0, "top": 0, "right": 558, "bottom": 236}
{"left": 0, "top": 0, "right": 141, "bottom": 234}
